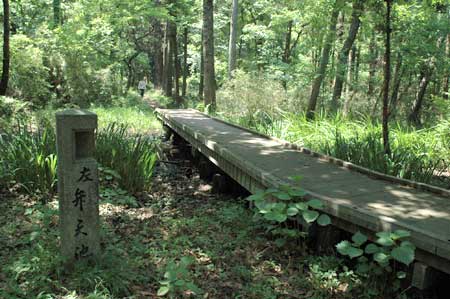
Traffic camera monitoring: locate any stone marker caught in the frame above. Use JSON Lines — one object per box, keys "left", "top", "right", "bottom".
{"left": 56, "top": 110, "right": 100, "bottom": 262}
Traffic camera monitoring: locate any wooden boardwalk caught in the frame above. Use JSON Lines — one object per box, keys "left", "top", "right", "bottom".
{"left": 156, "top": 108, "right": 450, "bottom": 274}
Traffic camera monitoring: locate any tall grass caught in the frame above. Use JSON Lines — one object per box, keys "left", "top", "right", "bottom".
{"left": 222, "top": 110, "right": 450, "bottom": 187}
{"left": 96, "top": 123, "right": 157, "bottom": 193}
{"left": 0, "top": 122, "right": 57, "bottom": 195}
{"left": 0, "top": 120, "right": 158, "bottom": 195}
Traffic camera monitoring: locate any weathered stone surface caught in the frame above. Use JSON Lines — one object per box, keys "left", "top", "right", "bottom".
{"left": 56, "top": 109, "right": 100, "bottom": 263}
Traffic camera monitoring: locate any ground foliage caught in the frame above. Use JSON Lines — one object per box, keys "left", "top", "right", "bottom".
{"left": 1, "top": 153, "right": 430, "bottom": 299}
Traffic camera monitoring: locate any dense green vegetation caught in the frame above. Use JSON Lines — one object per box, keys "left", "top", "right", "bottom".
{"left": 1, "top": 0, "right": 448, "bottom": 186}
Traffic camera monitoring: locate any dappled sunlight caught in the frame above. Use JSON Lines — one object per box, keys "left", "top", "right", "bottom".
{"left": 158, "top": 108, "right": 450, "bottom": 266}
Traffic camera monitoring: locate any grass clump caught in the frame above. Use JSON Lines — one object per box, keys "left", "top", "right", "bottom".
{"left": 0, "top": 121, "right": 57, "bottom": 196}
{"left": 0, "top": 114, "right": 158, "bottom": 195}
{"left": 96, "top": 123, "right": 158, "bottom": 193}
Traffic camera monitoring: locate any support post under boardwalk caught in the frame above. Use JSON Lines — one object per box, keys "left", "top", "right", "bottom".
{"left": 56, "top": 110, "right": 100, "bottom": 262}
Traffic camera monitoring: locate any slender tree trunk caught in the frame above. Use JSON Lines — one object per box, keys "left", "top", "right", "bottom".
{"left": 409, "top": 69, "right": 431, "bottom": 126}
{"left": 306, "top": 0, "right": 341, "bottom": 119}
{"left": 163, "top": 21, "right": 175, "bottom": 97}
{"left": 53, "top": 0, "right": 61, "bottom": 27}
{"left": 331, "top": 0, "right": 363, "bottom": 111}
{"left": 198, "top": 31, "right": 204, "bottom": 100}
{"left": 343, "top": 46, "right": 356, "bottom": 115}
{"left": 152, "top": 1, "right": 164, "bottom": 89}
{"left": 354, "top": 45, "right": 360, "bottom": 84}
{"left": 382, "top": 0, "right": 392, "bottom": 156}
{"left": 173, "top": 24, "right": 181, "bottom": 101}
{"left": 368, "top": 29, "right": 377, "bottom": 96}
{"left": 182, "top": 27, "right": 188, "bottom": 98}
{"left": 203, "top": 0, "right": 216, "bottom": 110}
{"left": 282, "top": 20, "right": 293, "bottom": 89}
{"left": 162, "top": 21, "right": 169, "bottom": 94}
{"left": 0, "top": 0, "right": 10, "bottom": 96}
{"left": 389, "top": 52, "right": 403, "bottom": 115}
{"left": 228, "top": 0, "right": 238, "bottom": 78}
{"left": 443, "top": 33, "right": 449, "bottom": 100}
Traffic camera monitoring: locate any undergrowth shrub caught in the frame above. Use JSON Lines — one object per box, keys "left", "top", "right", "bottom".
{"left": 0, "top": 121, "right": 57, "bottom": 195}
{"left": 1, "top": 204, "right": 139, "bottom": 298}
{"left": 96, "top": 123, "right": 157, "bottom": 193}
{"left": 9, "top": 35, "right": 52, "bottom": 106}
{"left": 0, "top": 118, "right": 157, "bottom": 196}
{"left": 216, "top": 70, "right": 287, "bottom": 128}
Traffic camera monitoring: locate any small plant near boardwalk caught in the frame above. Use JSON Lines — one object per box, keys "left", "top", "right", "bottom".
{"left": 336, "top": 230, "right": 416, "bottom": 295}
{"left": 247, "top": 177, "right": 331, "bottom": 246}
{"left": 158, "top": 256, "right": 202, "bottom": 297}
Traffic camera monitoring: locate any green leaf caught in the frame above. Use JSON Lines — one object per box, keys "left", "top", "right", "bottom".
{"left": 247, "top": 193, "right": 265, "bottom": 201}
{"left": 274, "top": 192, "right": 291, "bottom": 200}
{"left": 352, "top": 232, "right": 368, "bottom": 246}
{"left": 375, "top": 232, "right": 395, "bottom": 247}
{"left": 357, "top": 262, "right": 370, "bottom": 274}
{"left": 289, "top": 188, "right": 307, "bottom": 197}
{"left": 286, "top": 207, "right": 299, "bottom": 216}
{"left": 373, "top": 252, "right": 390, "bottom": 265}
{"left": 264, "top": 212, "right": 287, "bottom": 223}
{"left": 302, "top": 210, "right": 319, "bottom": 223}
{"left": 391, "top": 246, "right": 415, "bottom": 266}
{"left": 336, "top": 241, "right": 363, "bottom": 259}
{"left": 157, "top": 286, "right": 170, "bottom": 296}
{"left": 174, "top": 280, "right": 185, "bottom": 287}
{"left": 265, "top": 188, "right": 278, "bottom": 194}
{"left": 400, "top": 241, "right": 416, "bottom": 250}
{"left": 365, "top": 243, "right": 380, "bottom": 254}
{"left": 392, "top": 229, "right": 411, "bottom": 240}
{"left": 317, "top": 214, "right": 331, "bottom": 226}
{"left": 307, "top": 199, "right": 324, "bottom": 209}
{"left": 295, "top": 202, "right": 308, "bottom": 211}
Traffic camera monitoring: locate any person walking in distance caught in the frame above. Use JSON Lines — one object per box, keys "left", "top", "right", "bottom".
{"left": 138, "top": 77, "right": 147, "bottom": 97}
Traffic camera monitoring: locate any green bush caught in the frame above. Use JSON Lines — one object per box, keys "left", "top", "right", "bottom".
{"left": 9, "top": 35, "right": 52, "bottom": 106}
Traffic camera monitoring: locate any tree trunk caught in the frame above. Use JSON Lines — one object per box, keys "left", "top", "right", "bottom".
{"left": 306, "top": 0, "right": 341, "bottom": 119}
{"left": 152, "top": 1, "right": 164, "bottom": 89}
{"left": 198, "top": 30, "right": 204, "bottom": 100}
{"left": 228, "top": 0, "right": 238, "bottom": 78}
{"left": 282, "top": 20, "right": 293, "bottom": 89}
{"left": 163, "top": 21, "right": 175, "bottom": 97}
{"left": 203, "top": 0, "right": 216, "bottom": 110}
{"left": 182, "top": 27, "right": 188, "bottom": 98}
{"left": 0, "top": 0, "right": 11, "bottom": 96}
{"left": 368, "top": 29, "right": 377, "bottom": 96}
{"left": 53, "top": 0, "right": 61, "bottom": 27}
{"left": 409, "top": 69, "right": 431, "bottom": 126}
{"left": 162, "top": 21, "right": 169, "bottom": 94}
{"left": 443, "top": 33, "right": 449, "bottom": 100}
{"left": 382, "top": 0, "right": 392, "bottom": 156}
{"left": 173, "top": 24, "right": 181, "bottom": 101}
{"left": 331, "top": 0, "right": 363, "bottom": 111}
{"left": 389, "top": 52, "right": 403, "bottom": 115}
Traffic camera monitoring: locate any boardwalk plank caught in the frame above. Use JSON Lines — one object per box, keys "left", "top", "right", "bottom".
{"left": 156, "top": 109, "right": 450, "bottom": 273}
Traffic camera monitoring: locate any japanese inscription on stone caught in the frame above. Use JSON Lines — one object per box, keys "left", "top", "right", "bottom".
{"left": 56, "top": 110, "right": 100, "bottom": 262}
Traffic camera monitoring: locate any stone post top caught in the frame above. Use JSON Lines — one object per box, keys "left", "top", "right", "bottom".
{"left": 56, "top": 109, "right": 97, "bottom": 118}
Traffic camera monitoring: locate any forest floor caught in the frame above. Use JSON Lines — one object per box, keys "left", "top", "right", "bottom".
{"left": 0, "top": 139, "right": 372, "bottom": 299}
{"left": 0, "top": 99, "right": 443, "bottom": 298}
